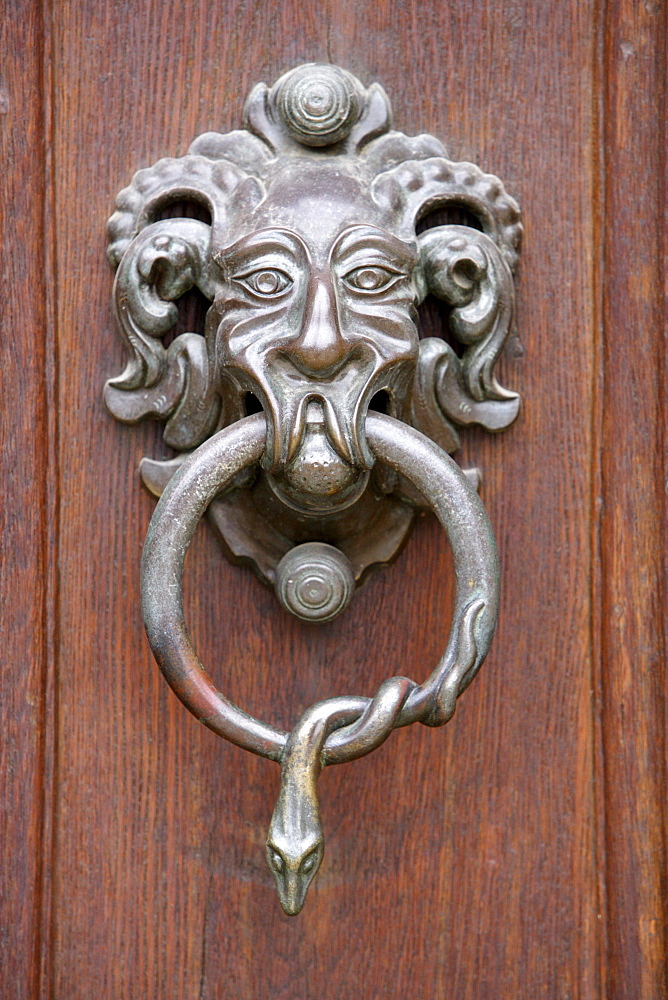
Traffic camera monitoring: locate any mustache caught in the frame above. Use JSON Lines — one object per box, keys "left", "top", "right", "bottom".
{"left": 287, "top": 396, "right": 350, "bottom": 464}
{"left": 260, "top": 387, "right": 373, "bottom": 473}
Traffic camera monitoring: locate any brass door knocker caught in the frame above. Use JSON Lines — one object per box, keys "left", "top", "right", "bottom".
{"left": 105, "top": 64, "right": 522, "bottom": 914}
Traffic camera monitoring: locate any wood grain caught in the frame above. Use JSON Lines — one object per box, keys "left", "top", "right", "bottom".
{"left": 0, "top": 4, "right": 54, "bottom": 999}
{"left": 1, "top": 0, "right": 665, "bottom": 998}
{"left": 46, "top": 2, "right": 600, "bottom": 998}
{"left": 598, "top": 2, "right": 667, "bottom": 996}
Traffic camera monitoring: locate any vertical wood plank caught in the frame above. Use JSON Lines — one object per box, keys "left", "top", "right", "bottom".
{"left": 599, "top": 3, "right": 667, "bottom": 996}
{"left": 0, "top": 3, "right": 54, "bottom": 998}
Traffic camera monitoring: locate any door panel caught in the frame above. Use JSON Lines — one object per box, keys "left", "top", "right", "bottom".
{"left": 1, "top": 2, "right": 665, "bottom": 998}
{"left": 599, "top": 4, "right": 667, "bottom": 995}
{"left": 1, "top": 7, "right": 53, "bottom": 998}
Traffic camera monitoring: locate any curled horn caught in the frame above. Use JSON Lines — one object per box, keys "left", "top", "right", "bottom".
{"left": 106, "top": 142, "right": 266, "bottom": 450}
{"left": 373, "top": 156, "right": 523, "bottom": 446}
{"left": 104, "top": 219, "right": 220, "bottom": 451}
{"left": 107, "top": 153, "right": 262, "bottom": 267}
{"left": 371, "top": 156, "right": 522, "bottom": 273}
{"left": 411, "top": 226, "right": 521, "bottom": 443}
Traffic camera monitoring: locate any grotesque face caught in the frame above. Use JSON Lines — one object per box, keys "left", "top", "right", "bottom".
{"left": 106, "top": 61, "right": 522, "bottom": 519}
{"left": 208, "top": 165, "right": 420, "bottom": 513}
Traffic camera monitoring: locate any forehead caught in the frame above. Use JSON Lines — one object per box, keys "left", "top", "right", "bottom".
{"left": 245, "top": 162, "right": 385, "bottom": 259}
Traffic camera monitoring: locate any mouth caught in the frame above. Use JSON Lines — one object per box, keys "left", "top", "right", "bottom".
{"left": 230, "top": 349, "right": 413, "bottom": 516}
{"left": 266, "top": 397, "right": 370, "bottom": 514}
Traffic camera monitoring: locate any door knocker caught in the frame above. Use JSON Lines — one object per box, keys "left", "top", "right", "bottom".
{"left": 105, "top": 64, "right": 522, "bottom": 915}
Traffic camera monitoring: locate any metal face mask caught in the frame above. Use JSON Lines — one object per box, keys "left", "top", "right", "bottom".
{"left": 105, "top": 63, "right": 521, "bottom": 596}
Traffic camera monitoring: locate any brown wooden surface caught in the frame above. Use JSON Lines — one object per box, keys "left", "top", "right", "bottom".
{"left": 0, "top": 4, "right": 55, "bottom": 998}
{"left": 1, "top": 1, "right": 665, "bottom": 998}
{"left": 599, "top": 4, "right": 667, "bottom": 997}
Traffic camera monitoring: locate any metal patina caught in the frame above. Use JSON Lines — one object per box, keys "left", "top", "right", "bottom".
{"left": 105, "top": 64, "right": 522, "bottom": 914}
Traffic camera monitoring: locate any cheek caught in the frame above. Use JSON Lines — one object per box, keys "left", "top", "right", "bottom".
{"left": 211, "top": 294, "right": 302, "bottom": 361}
{"left": 339, "top": 295, "right": 420, "bottom": 352}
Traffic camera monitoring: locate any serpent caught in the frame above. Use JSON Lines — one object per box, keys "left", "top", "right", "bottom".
{"left": 266, "top": 598, "right": 483, "bottom": 914}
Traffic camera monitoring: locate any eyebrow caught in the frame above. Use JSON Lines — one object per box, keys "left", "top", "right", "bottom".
{"left": 213, "top": 228, "right": 310, "bottom": 267}
{"left": 331, "top": 225, "right": 419, "bottom": 268}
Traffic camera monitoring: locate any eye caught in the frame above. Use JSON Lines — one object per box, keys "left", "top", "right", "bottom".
{"left": 300, "top": 851, "right": 319, "bottom": 875}
{"left": 235, "top": 268, "right": 292, "bottom": 297}
{"left": 269, "top": 850, "right": 285, "bottom": 873}
{"left": 343, "top": 265, "right": 401, "bottom": 293}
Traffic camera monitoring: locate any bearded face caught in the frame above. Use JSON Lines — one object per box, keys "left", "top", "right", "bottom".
{"left": 105, "top": 62, "right": 521, "bottom": 528}
{"left": 207, "top": 169, "right": 420, "bottom": 512}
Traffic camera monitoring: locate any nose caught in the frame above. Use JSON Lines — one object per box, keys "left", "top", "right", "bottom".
{"left": 286, "top": 278, "right": 351, "bottom": 377}
{"left": 278, "top": 869, "right": 307, "bottom": 916}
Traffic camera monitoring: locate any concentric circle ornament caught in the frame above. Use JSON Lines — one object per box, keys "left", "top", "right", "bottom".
{"left": 276, "top": 64, "right": 360, "bottom": 146}
{"left": 275, "top": 542, "right": 355, "bottom": 622}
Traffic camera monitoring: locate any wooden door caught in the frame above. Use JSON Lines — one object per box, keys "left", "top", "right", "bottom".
{"left": 2, "top": 2, "right": 666, "bottom": 998}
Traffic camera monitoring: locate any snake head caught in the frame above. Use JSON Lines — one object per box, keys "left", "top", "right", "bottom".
{"left": 265, "top": 834, "right": 324, "bottom": 916}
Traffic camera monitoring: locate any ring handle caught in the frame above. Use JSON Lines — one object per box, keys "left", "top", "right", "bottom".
{"left": 142, "top": 412, "right": 498, "bottom": 761}
{"left": 141, "top": 411, "right": 499, "bottom": 913}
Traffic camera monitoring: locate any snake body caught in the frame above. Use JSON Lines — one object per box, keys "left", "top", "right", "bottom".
{"left": 266, "top": 598, "right": 482, "bottom": 914}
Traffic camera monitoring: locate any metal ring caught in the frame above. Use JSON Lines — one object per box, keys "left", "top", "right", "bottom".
{"left": 141, "top": 412, "right": 499, "bottom": 765}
